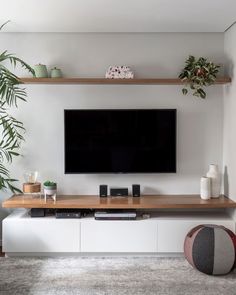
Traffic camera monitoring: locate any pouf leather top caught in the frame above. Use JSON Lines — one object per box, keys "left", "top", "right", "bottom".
{"left": 184, "top": 224, "right": 236, "bottom": 275}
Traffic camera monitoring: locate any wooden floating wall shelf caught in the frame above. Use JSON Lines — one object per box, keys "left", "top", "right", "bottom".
{"left": 2, "top": 194, "right": 236, "bottom": 209}
{"left": 20, "top": 77, "right": 231, "bottom": 85}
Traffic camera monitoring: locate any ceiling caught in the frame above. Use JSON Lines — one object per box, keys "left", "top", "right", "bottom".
{"left": 1, "top": 0, "right": 236, "bottom": 33}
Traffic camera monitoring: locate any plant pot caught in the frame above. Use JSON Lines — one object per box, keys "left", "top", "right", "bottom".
{"left": 50, "top": 67, "right": 62, "bottom": 78}
{"left": 34, "top": 64, "right": 48, "bottom": 78}
{"left": 44, "top": 184, "right": 57, "bottom": 196}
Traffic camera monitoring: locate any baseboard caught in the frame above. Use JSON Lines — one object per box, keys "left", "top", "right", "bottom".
{"left": 4, "top": 252, "right": 185, "bottom": 257}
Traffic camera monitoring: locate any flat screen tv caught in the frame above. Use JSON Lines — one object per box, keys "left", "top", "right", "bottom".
{"left": 64, "top": 109, "right": 176, "bottom": 173}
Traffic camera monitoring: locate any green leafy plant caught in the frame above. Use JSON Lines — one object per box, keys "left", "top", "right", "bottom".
{"left": 0, "top": 21, "right": 35, "bottom": 193}
{"left": 44, "top": 181, "right": 57, "bottom": 187}
{"left": 179, "top": 55, "right": 220, "bottom": 99}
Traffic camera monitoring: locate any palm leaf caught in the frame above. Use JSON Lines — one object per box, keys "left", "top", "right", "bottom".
{"left": 0, "top": 21, "right": 34, "bottom": 193}
{"left": 0, "top": 65, "right": 28, "bottom": 106}
{"left": 0, "top": 51, "right": 35, "bottom": 76}
{"left": 0, "top": 20, "right": 10, "bottom": 31}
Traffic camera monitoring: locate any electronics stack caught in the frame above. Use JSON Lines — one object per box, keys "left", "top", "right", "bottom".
{"left": 97, "top": 184, "right": 141, "bottom": 220}
{"left": 99, "top": 184, "right": 140, "bottom": 198}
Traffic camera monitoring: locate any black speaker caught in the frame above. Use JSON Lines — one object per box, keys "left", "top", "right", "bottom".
{"left": 110, "top": 187, "right": 129, "bottom": 197}
{"left": 99, "top": 185, "right": 108, "bottom": 197}
{"left": 132, "top": 184, "right": 140, "bottom": 197}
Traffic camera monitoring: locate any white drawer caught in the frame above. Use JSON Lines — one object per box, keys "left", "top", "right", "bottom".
{"left": 157, "top": 219, "right": 235, "bottom": 253}
{"left": 3, "top": 218, "right": 80, "bottom": 252}
{"left": 81, "top": 220, "right": 158, "bottom": 252}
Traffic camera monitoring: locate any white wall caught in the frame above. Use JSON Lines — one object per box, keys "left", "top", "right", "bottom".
{"left": 224, "top": 24, "right": 236, "bottom": 205}
{"left": 0, "top": 33, "right": 224, "bottom": 200}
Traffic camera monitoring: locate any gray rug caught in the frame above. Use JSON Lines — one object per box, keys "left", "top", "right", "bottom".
{"left": 0, "top": 257, "right": 235, "bottom": 295}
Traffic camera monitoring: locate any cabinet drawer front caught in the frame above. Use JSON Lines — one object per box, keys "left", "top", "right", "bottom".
{"left": 81, "top": 221, "right": 157, "bottom": 252}
{"left": 3, "top": 219, "right": 80, "bottom": 252}
{"left": 158, "top": 220, "right": 235, "bottom": 253}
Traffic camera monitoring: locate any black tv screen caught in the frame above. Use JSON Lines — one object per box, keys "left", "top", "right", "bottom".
{"left": 64, "top": 109, "right": 176, "bottom": 173}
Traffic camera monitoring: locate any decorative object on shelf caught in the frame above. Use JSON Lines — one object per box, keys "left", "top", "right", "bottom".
{"left": 50, "top": 67, "right": 63, "bottom": 78}
{"left": 206, "top": 164, "right": 221, "bottom": 198}
{"left": 23, "top": 171, "right": 41, "bottom": 196}
{"left": 200, "top": 177, "right": 211, "bottom": 200}
{"left": 184, "top": 224, "right": 236, "bottom": 275}
{"left": 0, "top": 21, "right": 35, "bottom": 194}
{"left": 43, "top": 180, "right": 57, "bottom": 202}
{"left": 179, "top": 55, "right": 220, "bottom": 99}
{"left": 23, "top": 182, "right": 41, "bottom": 194}
{"left": 105, "top": 66, "right": 134, "bottom": 79}
{"left": 24, "top": 171, "right": 38, "bottom": 184}
{"left": 34, "top": 64, "right": 48, "bottom": 78}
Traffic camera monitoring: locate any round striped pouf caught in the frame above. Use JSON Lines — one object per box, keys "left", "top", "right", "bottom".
{"left": 184, "top": 224, "right": 236, "bottom": 275}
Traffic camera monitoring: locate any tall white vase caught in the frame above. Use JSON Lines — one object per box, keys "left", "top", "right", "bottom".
{"left": 206, "top": 164, "right": 221, "bottom": 198}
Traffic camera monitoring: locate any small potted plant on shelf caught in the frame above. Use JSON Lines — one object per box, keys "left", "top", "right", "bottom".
{"left": 179, "top": 55, "right": 220, "bottom": 99}
{"left": 43, "top": 180, "right": 57, "bottom": 202}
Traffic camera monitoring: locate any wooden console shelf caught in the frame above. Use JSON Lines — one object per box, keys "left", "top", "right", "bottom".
{"left": 20, "top": 77, "right": 231, "bottom": 85}
{"left": 2, "top": 194, "right": 236, "bottom": 209}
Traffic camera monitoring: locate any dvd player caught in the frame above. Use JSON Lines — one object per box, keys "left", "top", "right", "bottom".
{"left": 95, "top": 210, "right": 136, "bottom": 220}
{"left": 56, "top": 209, "right": 81, "bottom": 219}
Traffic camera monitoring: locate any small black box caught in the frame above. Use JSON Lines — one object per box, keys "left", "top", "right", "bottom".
{"left": 56, "top": 209, "right": 81, "bottom": 218}
{"left": 110, "top": 187, "right": 129, "bottom": 197}
{"left": 30, "top": 208, "right": 45, "bottom": 217}
{"left": 99, "top": 184, "right": 108, "bottom": 197}
{"left": 132, "top": 184, "right": 140, "bottom": 197}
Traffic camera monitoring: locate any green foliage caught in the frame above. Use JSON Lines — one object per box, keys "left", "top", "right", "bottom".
{"left": 0, "top": 22, "right": 35, "bottom": 193}
{"left": 43, "top": 181, "right": 57, "bottom": 187}
{"left": 179, "top": 55, "right": 220, "bottom": 99}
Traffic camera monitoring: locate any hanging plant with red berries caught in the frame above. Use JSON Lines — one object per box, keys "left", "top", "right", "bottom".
{"left": 179, "top": 55, "right": 220, "bottom": 99}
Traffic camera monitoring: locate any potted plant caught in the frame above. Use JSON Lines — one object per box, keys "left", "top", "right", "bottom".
{"left": 179, "top": 55, "right": 220, "bottom": 99}
{"left": 0, "top": 21, "right": 35, "bottom": 193}
{"left": 43, "top": 181, "right": 57, "bottom": 196}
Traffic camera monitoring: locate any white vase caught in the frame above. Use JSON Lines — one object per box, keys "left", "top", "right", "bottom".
{"left": 206, "top": 164, "right": 221, "bottom": 198}
{"left": 200, "top": 177, "right": 211, "bottom": 200}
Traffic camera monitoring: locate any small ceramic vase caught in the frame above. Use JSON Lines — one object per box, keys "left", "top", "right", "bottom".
{"left": 50, "top": 67, "right": 63, "bottom": 78}
{"left": 206, "top": 164, "right": 221, "bottom": 198}
{"left": 34, "top": 64, "right": 48, "bottom": 78}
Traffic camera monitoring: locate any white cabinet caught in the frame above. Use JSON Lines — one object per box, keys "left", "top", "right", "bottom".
{"left": 3, "top": 210, "right": 80, "bottom": 252}
{"left": 81, "top": 220, "right": 158, "bottom": 252}
{"left": 3, "top": 210, "right": 235, "bottom": 255}
{"left": 157, "top": 217, "right": 235, "bottom": 253}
